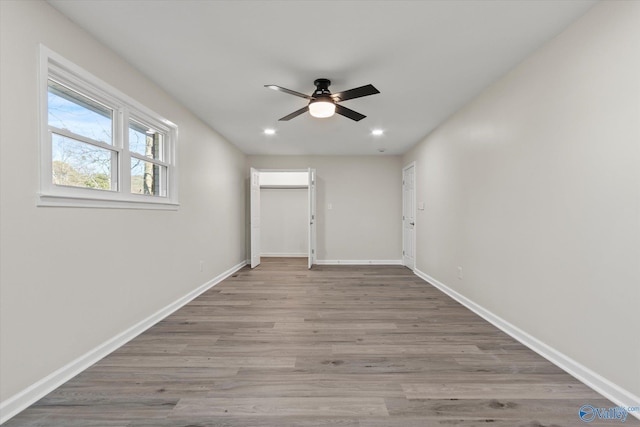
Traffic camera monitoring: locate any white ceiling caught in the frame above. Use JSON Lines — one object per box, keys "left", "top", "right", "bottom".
{"left": 48, "top": 0, "right": 596, "bottom": 156}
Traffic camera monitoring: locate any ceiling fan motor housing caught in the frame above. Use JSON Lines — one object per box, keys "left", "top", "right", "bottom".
{"left": 313, "top": 78, "right": 332, "bottom": 97}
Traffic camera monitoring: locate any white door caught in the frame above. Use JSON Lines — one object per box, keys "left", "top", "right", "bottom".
{"left": 250, "top": 168, "right": 261, "bottom": 268}
{"left": 402, "top": 163, "right": 416, "bottom": 270}
{"left": 308, "top": 168, "right": 317, "bottom": 269}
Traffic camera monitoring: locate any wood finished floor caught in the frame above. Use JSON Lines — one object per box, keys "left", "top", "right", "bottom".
{"left": 6, "top": 258, "right": 635, "bottom": 427}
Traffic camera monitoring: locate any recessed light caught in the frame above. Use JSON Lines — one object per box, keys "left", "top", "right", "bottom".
{"left": 372, "top": 129, "right": 384, "bottom": 136}
{"left": 264, "top": 128, "right": 276, "bottom": 135}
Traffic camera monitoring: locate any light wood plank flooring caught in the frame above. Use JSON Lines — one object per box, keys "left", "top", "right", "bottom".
{"left": 6, "top": 258, "right": 636, "bottom": 426}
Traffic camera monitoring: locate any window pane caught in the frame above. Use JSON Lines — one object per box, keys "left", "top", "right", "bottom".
{"left": 131, "top": 158, "right": 166, "bottom": 197}
{"left": 129, "top": 119, "right": 164, "bottom": 160}
{"left": 52, "top": 134, "right": 114, "bottom": 190}
{"left": 48, "top": 80, "right": 113, "bottom": 144}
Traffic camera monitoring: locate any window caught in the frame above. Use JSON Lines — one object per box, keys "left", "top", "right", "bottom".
{"left": 39, "top": 46, "right": 178, "bottom": 209}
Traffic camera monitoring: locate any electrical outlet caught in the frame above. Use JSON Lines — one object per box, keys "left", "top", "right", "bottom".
{"left": 457, "top": 266, "right": 464, "bottom": 280}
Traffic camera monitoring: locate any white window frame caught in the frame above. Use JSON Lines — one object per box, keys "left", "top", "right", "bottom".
{"left": 38, "top": 45, "right": 179, "bottom": 210}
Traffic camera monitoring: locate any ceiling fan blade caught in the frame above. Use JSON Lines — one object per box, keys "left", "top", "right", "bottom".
{"left": 331, "top": 84, "right": 380, "bottom": 102}
{"left": 335, "top": 104, "right": 366, "bottom": 121}
{"left": 279, "top": 106, "right": 309, "bottom": 121}
{"left": 265, "top": 85, "right": 313, "bottom": 100}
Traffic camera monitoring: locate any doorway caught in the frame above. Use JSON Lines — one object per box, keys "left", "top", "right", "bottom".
{"left": 261, "top": 188, "right": 308, "bottom": 257}
{"left": 402, "top": 162, "right": 416, "bottom": 270}
{"left": 250, "top": 168, "right": 317, "bottom": 269}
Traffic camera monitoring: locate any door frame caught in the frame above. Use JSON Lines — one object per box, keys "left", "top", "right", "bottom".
{"left": 308, "top": 168, "right": 316, "bottom": 269}
{"left": 250, "top": 167, "right": 261, "bottom": 268}
{"left": 249, "top": 168, "right": 316, "bottom": 269}
{"left": 402, "top": 161, "right": 416, "bottom": 271}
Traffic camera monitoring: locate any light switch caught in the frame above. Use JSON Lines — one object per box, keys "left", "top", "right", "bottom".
{"left": 328, "top": 203, "right": 333, "bottom": 210}
{"left": 418, "top": 202, "right": 425, "bottom": 210}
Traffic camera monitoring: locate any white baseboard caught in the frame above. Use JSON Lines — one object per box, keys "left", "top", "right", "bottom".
{"left": 0, "top": 260, "right": 247, "bottom": 424}
{"left": 261, "top": 253, "right": 307, "bottom": 258}
{"left": 315, "top": 259, "right": 403, "bottom": 265}
{"left": 414, "top": 268, "right": 640, "bottom": 419}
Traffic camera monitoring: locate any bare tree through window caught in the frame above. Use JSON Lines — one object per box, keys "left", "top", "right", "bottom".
{"left": 129, "top": 119, "right": 165, "bottom": 196}
{"left": 48, "top": 80, "right": 114, "bottom": 190}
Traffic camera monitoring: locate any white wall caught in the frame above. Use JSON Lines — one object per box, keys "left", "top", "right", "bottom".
{"left": 404, "top": 0, "right": 639, "bottom": 402}
{"left": 0, "top": 0, "right": 246, "bottom": 408}
{"left": 249, "top": 156, "right": 403, "bottom": 262}
{"left": 261, "top": 189, "right": 308, "bottom": 257}
{"left": 260, "top": 171, "right": 308, "bottom": 187}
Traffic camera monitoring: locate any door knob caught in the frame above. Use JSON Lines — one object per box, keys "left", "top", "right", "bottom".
{"left": 410, "top": 222, "right": 415, "bottom": 226}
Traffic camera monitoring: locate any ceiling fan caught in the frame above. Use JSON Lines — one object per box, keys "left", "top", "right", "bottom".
{"left": 265, "top": 78, "right": 380, "bottom": 122}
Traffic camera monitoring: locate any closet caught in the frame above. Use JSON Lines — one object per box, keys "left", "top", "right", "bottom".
{"left": 250, "top": 168, "right": 316, "bottom": 269}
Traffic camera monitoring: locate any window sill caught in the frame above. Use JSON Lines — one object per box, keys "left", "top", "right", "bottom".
{"left": 37, "top": 193, "right": 180, "bottom": 210}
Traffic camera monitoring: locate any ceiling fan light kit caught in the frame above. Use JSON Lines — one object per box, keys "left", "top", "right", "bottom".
{"left": 265, "top": 78, "right": 380, "bottom": 122}
{"left": 308, "top": 98, "right": 336, "bottom": 118}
